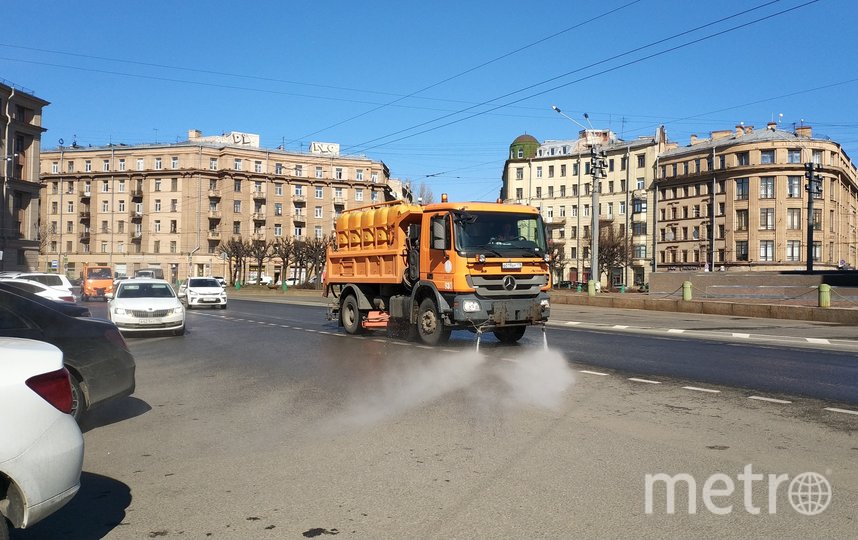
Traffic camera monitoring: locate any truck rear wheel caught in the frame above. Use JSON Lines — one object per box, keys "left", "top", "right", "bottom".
{"left": 417, "top": 297, "right": 450, "bottom": 345}
{"left": 493, "top": 326, "right": 526, "bottom": 344}
{"left": 341, "top": 294, "right": 364, "bottom": 335}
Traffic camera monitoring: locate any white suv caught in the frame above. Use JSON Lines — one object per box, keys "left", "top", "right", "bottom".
{"left": 178, "top": 277, "right": 227, "bottom": 309}
{"left": 17, "top": 273, "right": 75, "bottom": 297}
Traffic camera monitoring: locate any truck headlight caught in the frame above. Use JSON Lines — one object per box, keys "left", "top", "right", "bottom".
{"left": 462, "top": 300, "right": 481, "bottom": 313}
{"left": 540, "top": 298, "right": 550, "bottom": 309}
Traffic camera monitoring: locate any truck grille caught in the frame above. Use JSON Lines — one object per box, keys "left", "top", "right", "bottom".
{"left": 466, "top": 274, "right": 547, "bottom": 297}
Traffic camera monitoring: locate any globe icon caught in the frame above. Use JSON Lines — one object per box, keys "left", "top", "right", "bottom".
{"left": 788, "top": 472, "right": 832, "bottom": 516}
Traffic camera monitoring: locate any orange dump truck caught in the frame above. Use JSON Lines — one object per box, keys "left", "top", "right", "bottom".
{"left": 324, "top": 192, "right": 551, "bottom": 345}
{"left": 81, "top": 264, "right": 114, "bottom": 301}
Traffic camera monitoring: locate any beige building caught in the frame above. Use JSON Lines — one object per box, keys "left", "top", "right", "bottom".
{"left": 655, "top": 124, "right": 858, "bottom": 272}
{"left": 502, "top": 127, "right": 667, "bottom": 288}
{"left": 39, "top": 130, "right": 394, "bottom": 282}
{"left": 1, "top": 80, "right": 49, "bottom": 272}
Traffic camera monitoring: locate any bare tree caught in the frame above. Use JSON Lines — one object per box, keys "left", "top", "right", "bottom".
{"left": 304, "top": 235, "right": 332, "bottom": 288}
{"left": 596, "top": 220, "right": 631, "bottom": 290}
{"left": 246, "top": 238, "right": 274, "bottom": 285}
{"left": 404, "top": 180, "right": 435, "bottom": 204}
{"left": 548, "top": 243, "right": 568, "bottom": 283}
{"left": 270, "top": 236, "right": 296, "bottom": 282}
{"left": 218, "top": 237, "right": 248, "bottom": 285}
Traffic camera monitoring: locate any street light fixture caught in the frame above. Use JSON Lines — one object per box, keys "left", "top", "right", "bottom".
{"left": 551, "top": 105, "right": 588, "bottom": 130}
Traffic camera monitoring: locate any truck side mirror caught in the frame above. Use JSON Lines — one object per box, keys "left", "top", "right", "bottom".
{"left": 430, "top": 215, "right": 450, "bottom": 250}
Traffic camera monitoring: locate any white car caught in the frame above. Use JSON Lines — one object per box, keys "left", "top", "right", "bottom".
{"left": 16, "top": 272, "right": 75, "bottom": 297}
{"left": 178, "top": 277, "right": 227, "bottom": 310}
{"left": 0, "top": 338, "right": 84, "bottom": 537}
{"left": 0, "top": 278, "right": 77, "bottom": 303}
{"left": 108, "top": 278, "right": 185, "bottom": 336}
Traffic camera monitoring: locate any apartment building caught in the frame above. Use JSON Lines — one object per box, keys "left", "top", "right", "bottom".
{"left": 655, "top": 124, "right": 858, "bottom": 271}
{"left": 1, "top": 79, "right": 49, "bottom": 272}
{"left": 39, "top": 130, "right": 394, "bottom": 282}
{"left": 502, "top": 127, "right": 666, "bottom": 288}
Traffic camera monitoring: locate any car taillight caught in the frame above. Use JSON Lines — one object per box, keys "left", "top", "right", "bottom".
{"left": 26, "top": 367, "right": 73, "bottom": 414}
{"left": 105, "top": 327, "right": 131, "bottom": 352}
{"left": 60, "top": 295, "right": 76, "bottom": 303}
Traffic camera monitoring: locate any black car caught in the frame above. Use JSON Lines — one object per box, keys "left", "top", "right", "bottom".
{"left": 0, "top": 287, "right": 136, "bottom": 421}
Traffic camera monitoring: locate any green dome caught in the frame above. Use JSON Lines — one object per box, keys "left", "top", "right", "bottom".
{"left": 509, "top": 133, "right": 539, "bottom": 159}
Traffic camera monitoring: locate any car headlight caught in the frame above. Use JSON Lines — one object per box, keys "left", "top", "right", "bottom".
{"left": 540, "top": 298, "right": 550, "bottom": 309}
{"left": 113, "top": 307, "right": 128, "bottom": 315}
{"left": 462, "top": 299, "right": 481, "bottom": 313}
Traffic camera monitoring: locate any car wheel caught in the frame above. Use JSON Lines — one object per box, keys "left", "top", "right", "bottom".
{"left": 174, "top": 326, "right": 186, "bottom": 336}
{"left": 340, "top": 294, "right": 364, "bottom": 334}
{"left": 493, "top": 326, "right": 526, "bottom": 344}
{"left": 417, "top": 297, "right": 450, "bottom": 346}
{"left": 220, "top": 304, "right": 227, "bottom": 310}
{"left": 69, "top": 373, "right": 86, "bottom": 422}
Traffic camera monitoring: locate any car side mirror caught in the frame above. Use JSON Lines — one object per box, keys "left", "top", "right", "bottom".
{"left": 105, "top": 292, "right": 114, "bottom": 299}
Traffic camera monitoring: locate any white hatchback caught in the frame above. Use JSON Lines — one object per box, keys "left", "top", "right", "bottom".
{"left": 108, "top": 278, "right": 186, "bottom": 336}
{"left": 16, "top": 272, "right": 75, "bottom": 297}
{"left": 0, "top": 338, "right": 84, "bottom": 537}
{"left": 0, "top": 278, "right": 77, "bottom": 303}
{"left": 178, "top": 277, "right": 227, "bottom": 309}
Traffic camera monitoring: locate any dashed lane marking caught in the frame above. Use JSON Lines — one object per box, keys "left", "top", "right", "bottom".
{"left": 824, "top": 407, "right": 858, "bottom": 416}
{"left": 564, "top": 321, "right": 582, "bottom": 326}
{"left": 613, "top": 325, "right": 629, "bottom": 329}
{"left": 748, "top": 395, "right": 792, "bottom": 404}
{"left": 667, "top": 329, "right": 685, "bottom": 334}
{"left": 628, "top": 377, "right": 661, "bottom": 384}
{"left": 806, "top": 337, "right": 830, "bottom": 344}
{"left": 732, "top": 333, "right": 750, "bottom": 338}
{"left": 579, "top": 370, "right": 609, "bottom": 376}
{"left": 683, "top": 386, "right": 721, "bottom": 394}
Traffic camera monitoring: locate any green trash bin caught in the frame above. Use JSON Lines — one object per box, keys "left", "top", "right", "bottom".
{"left": 235, "top": 280, "right": 241, "bottom": 290}
{"left": 620, "top": 284, "right": 626, "bottom": 293}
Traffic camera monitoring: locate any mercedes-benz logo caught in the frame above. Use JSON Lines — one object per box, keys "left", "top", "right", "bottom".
{"left": 502, "top": 275, "right": 516, "bottom": 291}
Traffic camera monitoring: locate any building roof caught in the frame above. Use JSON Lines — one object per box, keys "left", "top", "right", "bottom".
{"left": 512, "top": 134, "right": 539, "bottom": 145}
{"left": 660, "top": 126, "right": 827, "bottom": 158}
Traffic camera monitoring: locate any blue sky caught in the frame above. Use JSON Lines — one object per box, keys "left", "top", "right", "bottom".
{"left": 3, "top": 0, "right": 856, "bottom": 201}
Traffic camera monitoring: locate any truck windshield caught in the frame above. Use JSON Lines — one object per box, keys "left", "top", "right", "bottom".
{"left": 453, "top": 211, "right": 547, "bottom": 257}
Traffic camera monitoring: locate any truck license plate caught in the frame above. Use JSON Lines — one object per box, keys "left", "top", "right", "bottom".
{"left": 502, "top": 262, "right": 522, "bottom": 270}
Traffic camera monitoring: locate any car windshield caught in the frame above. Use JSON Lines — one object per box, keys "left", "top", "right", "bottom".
{"left": 453, "top": 211, "right": 547, "bottom": 257}
{"left": 189, "top": 279, "right": 220, "bottom": 287}
{"left": 117, "top": 283, "right": 175, "bottom": 299}
{"left": 87, "top": 268, "right": 112, "bottom": 279}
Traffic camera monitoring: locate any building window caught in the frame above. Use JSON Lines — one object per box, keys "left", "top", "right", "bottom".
{"left": 171, "top": 156, "right": 179, "bottom": 169}
{"left": 737, "top": 152, "right": 749, "bottom": 166}
{"left": 759, "top": 240, "right": 774, "bottom": 261}
{"left": 315, "top": 186, "right": 323, "bottom": 199}
{"left": 170, "top": 220, "right": 177, "bottom": 233}
{"left": 154, "top": 158, "right": 162, "bottom": 170}
{"left": 356, "top": 169, "right": 364, "bottom": 181}
{"left": 786, "top": 240, "right": 801, "bottom": 261}
{"left": 233, "top": 200, "right": 241, "bottom": 213}
{"left": 735, "top": 178, "right": 749, "bottom": 200}
{"left": 548, "top": 165, "right": 554, "bottom": 178}
{"left": 515, "top": 168, "right": 523, "bottom": 180}
{"left": 295, "top": 185, "right": 303, "bottom": 197}
{"left": 355, "top": 188, "right": 363, "bottom": 201}
{"left": 85, "top": 160, "right": 92, "bottom": 172}
{"left": 637, "top": 154, "right": 645, "bottom": 168}
{"left": 788, "top": 149, "right": 802, "bottom": 164}
{"left": 787, "top": 208, "right": 801, "bottom": 229}
{"left": 547, "top": 186, "right": 554, "bottom": 198}
{"left": 632, "top": 198, "right": 646, "bottom": 214}
{"left": 760, "top": 176, "right": 775, "bottom": 198}
{"left": 51, "top": 162, "right": 59, "bottom": 173}
{"left": 536, "top": 166, "right": 543, "bottom": 178}
{"left": 254, "top": 161, "right": 263, "bottom": 173}
{"left": 573, "top": 163, "right": 579, "bottom": 176}
{"left": 335, "top": 167, "right": 344, "bottom": 180}
{"left": 101, "top": 180, "right": 109, "bottom": 193}
{"left": 118, "top": 200, "right": 126, "bottom": 212}
{"left": 274, "top": 203, "right": 282, "bottom": 216}
{"left": 209, "top": 158, "right": 218, "bottom": 170}
{"left": 786, "top": 176, "right": 801, "bottom": 198}
{"left": 812, "top": 209, "right": 822, "bottom": 230}
{"left": 736, "top": 241, "right": 749, "bottom": 261}
{"left": 102, "top": 159, "right": 110, "bottom": 172}
{"left": 760, "top": 150, "right": 774, "bottom": 164}
{"left": 760, "top": 208, "right": 775, "bottom": 230}
{"left": 294, "top": 226, "right": 304, "bottom": 238}
{"left": 101, "top": 200, "right": 109, "bottom": 212}
{"left": 154, "top": 199, "right": 162, "bottom": 212}
{"left": 314, "top": 206, "right": 323, "bottom": 218}
{"left": 536, "top": 187, "right": 542, "bottom": 198}
{"left": 170, "top": 199, "right": 178, "bottom": 212}
{"left": 736, "top": 209, "right": 749, "bottom": 231}
{"left": 560, "top": 164, "right": 566, "bottom": 177}
{"left": 234, "top": 179, "right": 241, "bottom": 192}
{"left": 154, "top": 220, "right": 161, "bottom": 233}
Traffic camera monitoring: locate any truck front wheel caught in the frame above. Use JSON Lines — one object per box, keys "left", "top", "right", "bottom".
{"left": 417, "top": 297, "right": 451, "bottom": 345}
{"left": 341, "top": 294, "right": 364, "bottom": 334}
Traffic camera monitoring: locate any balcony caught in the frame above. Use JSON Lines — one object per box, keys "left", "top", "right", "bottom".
{"left": 131, "top": 189, "right": 144, "bottom": 199}
{"left": 130, "top": 211, "right": 143, "bottom": 220}
{"left": 79, "top": 210, "right": 91, "bottom": 220}
{"left": 131, "top": 232, "right": 142, "bottom": 242}
{"left": 252, "top": 190, "right": 266, "bottom": 200}
{"left": 333, "top": 196, "right": 345, "bottom": 205}
{"left": 208, "top": 189, "right": 222, "bottom": 198}
{"left": 544, "top": 216, "right": 566, "bottom": 227}
{"left": 79, "top": 231, "right": 91, "bottom": 242}
{"left": 208, "top": 210, "right": 222, "bottom": 220}
{"left": 598, "top": 214, "right": 615, "bottom": 222}
{"left": 550, "top": 237, "right": 566, "bottom": 245}
{"left": 79, "top": 189, "right": 92, "bottom": 198}
{"left": 293, "top": 195, "right": 306, "bottom": 203}
{"left": 292, "top": 214, "right": 306, "bottom": 222}
{"left": 252, "top": 212, "right": 266, "bottom": 221}
{"left": 207, "top": 230, "right": 221, "bottom": 240}
{"left": 251, "top": 232, "right": 266, "bottom": 241}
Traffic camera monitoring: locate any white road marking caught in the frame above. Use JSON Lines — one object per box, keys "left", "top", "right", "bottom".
{"left": 579, "top": 370, "right": 609, "bottom": 376}
{"left": 732, "top": 333, "right": 750, "bottom": 338}
{"left": 565, "top": 321, "right": 582, "bottom": 326}
{"left": 613, "top": 325, "right": 629, "bottom": 329}
{"left": 667, "top": 329, "right": 685, "bottom": 334}
{"left": 824, "top": 407, "right": 858, "bottom": 416}
{"left": 806, "top": 337, "right": 830, "bottom": 344}
{"left": 682, "top": 386, "right": 721, "bottom": 394}
{"left": 628, "top": 377, "right": 661, "bottom": 384}
{"left": 373, "top": 339, "right": 387, "bottom": 343}
{"left": 748, "top": 396, "right": 792, "bottom": 404}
